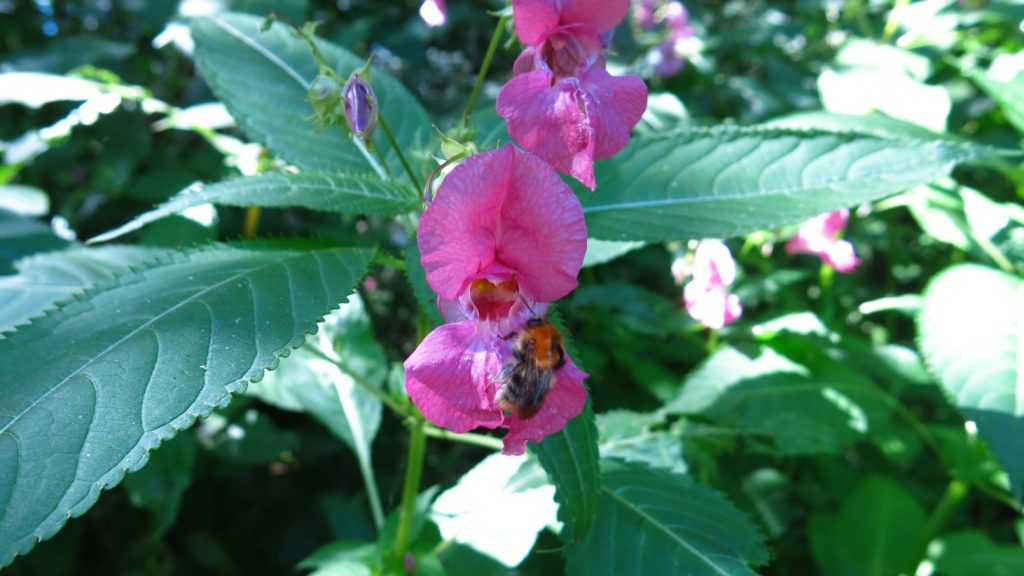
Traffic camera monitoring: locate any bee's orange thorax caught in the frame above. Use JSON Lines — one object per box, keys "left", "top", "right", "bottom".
{"left": 524, "top": 323, "right": 564, "bottom": 370}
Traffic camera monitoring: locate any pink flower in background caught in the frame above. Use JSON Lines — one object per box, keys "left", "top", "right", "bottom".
{"left": 653, "top": 2, "right": 695, "bottom": 76}
{"left": 634, "top": 0, "right": 658, "bottom": 29}
{"left": 786, "top": 209, "right": 861, "bottom": 273}
{"left": 419, "top": 0, "right": 447, "bottom": 27}
{"left": 405, "top": 145, "right": 589, "bottom": 455}
{"left": 683, "top": 240, "right": 742, "bottom": 329}
{"left": 497, "top": 0, "right": 648, "bottom": 189}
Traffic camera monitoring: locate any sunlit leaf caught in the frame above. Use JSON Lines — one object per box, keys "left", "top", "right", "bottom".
{"left": 582, "top": 126, "right": 1009, "bottom": 241}
{"left": 191, "top": 12, "right": 429, "bottom": 176}
{"left": 918, "top": 264, "right": 1024, "bottom": 501}
{"left": 89, "top": 172, "right": 417, "bottom": 243}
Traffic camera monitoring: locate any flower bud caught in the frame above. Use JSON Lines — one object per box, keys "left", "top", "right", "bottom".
{"left": 343, "top": 75, "right": 378, "bottom": 142}
{"left": 307, "top": 72, "right": 342, "bottom": 129}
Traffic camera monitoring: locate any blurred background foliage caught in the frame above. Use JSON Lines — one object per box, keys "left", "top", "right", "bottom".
{"left": 2, "top": 0, "right": 1024, "bottom": 574}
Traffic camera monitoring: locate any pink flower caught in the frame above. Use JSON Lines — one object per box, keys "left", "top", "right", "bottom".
{"left": 405, "top": 145, "right": 589, "bottom": 455}
{"left": 683, "top": 240, "right": 742, "bottom": 329}
{"left": 419, "top": 0, "right": 447, "bottom": 27}
{"left": 785, "top": 209, "right": 861, "bottom": 273}
{"left": 497, "top": 0, "right": 648, "bottom": 189}
{"left": 634, "top": 0, "right": 658, "bottom": 29}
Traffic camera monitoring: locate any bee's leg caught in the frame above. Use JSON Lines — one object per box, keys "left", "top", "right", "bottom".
{"left": 498, "top": 331, "right": 518, "bottom": 341}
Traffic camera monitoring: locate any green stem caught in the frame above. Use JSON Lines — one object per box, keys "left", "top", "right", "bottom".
{"left": 353, "top": 135, "right": 390, "bottom": 181}
{"left": 909, "top": 480, "right": 968, "bottom": 574}
{"left": 393, "top": 418, "right": 427, "bottom": 572}
{"left": 423, "top": 426, "right": 503, "bottom": 450}
{"left": 243, "top": 206, "right": 261, "bottom": 239}
{"left": 378, "top": 115, "right": 422, "bottom": 192}
{"left": 461, "top": 14, "right": 507, "bottom": 129}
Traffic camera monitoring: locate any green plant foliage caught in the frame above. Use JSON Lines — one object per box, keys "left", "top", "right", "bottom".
{"left": 532, "top": 399, "right": 601, "bottom": 543}
{"left": 90, "top": 172, "right": 419, "bottom": 243}
{"left": 0, "top": 241, "right": 374, "bottom": 566}
{"left": 581, "top": 126, "right": 1009, "bottom": 241}
{"left": 566, "top": 461, "right": 769, "bottom": 576}
{"left": 929, "top": 530, "right": 1024, "bottom": 576}
{"left": 918, "top": 264, "right": 1024, "bottom": 500}
{"left": 809, "top": 476, "right": 927, "bottom": 576}
{"left": 666, "top": 345, "right": 891, "bottom": 455}
{"left": 191, "top": 12, "right": 430, "bottom": 176}
{"left": 0, "top": 246, "right": 165, "bottom": 334}
{"left": 0, "top": 209, "right": 70, "bottom": 274}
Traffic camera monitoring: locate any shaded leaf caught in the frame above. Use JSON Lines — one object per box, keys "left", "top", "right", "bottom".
{"left": 809, "top": 476, "right": 927, "bottom": 576}
{"left": 0, "top": 241, "right": 374, "bottom": 566}
{"left": 566, "top": 461, "right": 769, "bottom": 576}
{"left": 0, "top": 209, "right": 70, "bottom": 274}
{"left": 0, "top": 246, "right": 165, "bottom": 335}
{"left": 930, "top": 530, "right": 1024, "bottom": 576}
{"left": 532, "top": 399, "right": 600, "bottom": 543}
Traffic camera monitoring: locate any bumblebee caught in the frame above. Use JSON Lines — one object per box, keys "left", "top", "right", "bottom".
{"left": 496, "top": 317, "right": 566, "bottom": 419}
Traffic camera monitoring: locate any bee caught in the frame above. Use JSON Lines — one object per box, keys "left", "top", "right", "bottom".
{"left": 496, "top": 316, "right": 567, "bottom": 419}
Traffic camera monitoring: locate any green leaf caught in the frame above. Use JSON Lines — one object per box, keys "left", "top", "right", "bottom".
{"left": 0, "top": 209, "right": 70, "bottom": 274}
{"left": 0, "top": 246, "right": 166, "bottom": 335}
{"left": 191, "top": 12, "right": 429, "bottom": 176}
{"left": 918, "top": 264, "right": 1024, "bottom": 500}
{"left": 298, "top": 540, "right": 379, "bottom": 576}
{"left": 968, "top": 66, "right": 1024, "bottom": 134}
{"left": 89, "top": 172, "right": 418, "bottom": 243}
{"left": 597, "top": 411, "right": 685, "bottom": 474}
{"left": 0, "top": 184, "right": 49, "bottom": 217}
{"left": 0, "top": 241, "right": 374, "bottom": 566}
{"left": 930, "top": 530, "right": 1024, "bottom": 576}
{"left": 581, "top": 126, "right": 1008, "bottom": 242}
{"left": 0, "top": 72, "right": 103, "bottom": 108}
{"left": 665, "top": 346, "right": 891, "bottom": 455}
{"left": 582, "top": 238, "right": 646, "bottom": 268}
{"left": 566, "top": 461, "right": 769, "bottom": 576}
{"left": 532, "top": 398, "right": 600, "bottom": 543}
{"left": 809, "top": 476, "right": 927, "bottom": 576}
{"left": 404, "top": 242, "right": 444, "bottom": 328}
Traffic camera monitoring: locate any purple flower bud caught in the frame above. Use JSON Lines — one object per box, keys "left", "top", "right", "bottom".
{"left": 343, "top": 75, "right": 378, "bottom": 141}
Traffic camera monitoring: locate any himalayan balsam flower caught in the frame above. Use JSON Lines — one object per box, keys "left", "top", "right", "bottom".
{"left": 497, "top": 0, "right": 649, "bottom": 189}
{"left": 683, "top": 240, "right": 742, "bottom": 329}
{"left": 342, "top": 74, "right": 378, "bottom": 141}
{"left": 404, "top": 144, "right": 589, "bottom": 455}
{"left": 785, "top": 209, "right": 861, "bottom": 273}
{"left": 653, "top": 2, "right": 695, "bottom": 77}
{"left": 419, "top": 0, "right": 447, "bottom": 27}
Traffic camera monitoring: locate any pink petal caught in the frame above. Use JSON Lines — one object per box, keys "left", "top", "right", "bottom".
{"left": 417, "top": 144, "right": 587, "bottom": 302}
{"left": 500, "top": 357, "right": 589, "bottom": 455}
{"left": 684, "top": 281, "right": 742, "bottom": 330}
{"left": 580, "top": 65, "right": 649, "bottom": 159}
{"left": 692, "top": 240, "right": 737, "bottom": 286}
{"left": 419, "top": 0, "right": 447, "bottom": 27}
{"left": 404, "top": 321, "right": 507, "bottom": 433}
{"left": 513, "top": 0, "right": 562, "bottom": 46}
{"left": 822, "top": 240, "right": 861, "bottom": 273}
{"left": 821, "top": 209, "right": 851, "bottom": 237}
{"left": 560, "top": 0, "right": 630, "bottom": 35}
{"left": 497, "top": 70, "right": 597, "bottom": 189}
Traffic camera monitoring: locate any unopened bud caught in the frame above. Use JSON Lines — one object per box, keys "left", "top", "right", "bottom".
{"left": 307, "top": 72, "right": 342, "bottom": 129}
{"left": 343, "top": 75, "right": 378, "bottom": 142}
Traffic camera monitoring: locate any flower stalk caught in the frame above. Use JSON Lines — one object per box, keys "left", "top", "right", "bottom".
{"left": 392, "top": 416, "right": 427, "bottom": 572}
{"left": 461, "top": 14, "right": 508, "bottom": 129}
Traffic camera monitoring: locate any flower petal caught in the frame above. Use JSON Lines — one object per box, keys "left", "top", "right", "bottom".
{"left": 581, "top": 65, "right": 649, "bottom": 159}
{"left": 404, "top": 321, "right": 506, "bottom": 433}
{"left": 513, "top": 0, "right": 562, "bottom": 46}
{"left": 560, "top": 0, "right": 630, "bottom": 35}
{"left": 418, "top": 144, "right": 587, "bottom": 302}
{"left": 419, "top": 0, "right": 447, "bottom": 27}
{"left": 500, "top": 357, "right": 589, "bottom": 455}
{"left": 684, "top": 281, "right": 742, "bottom": 329}
{"left": 497, "top": 71, "right": 597, "bottom": 189}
